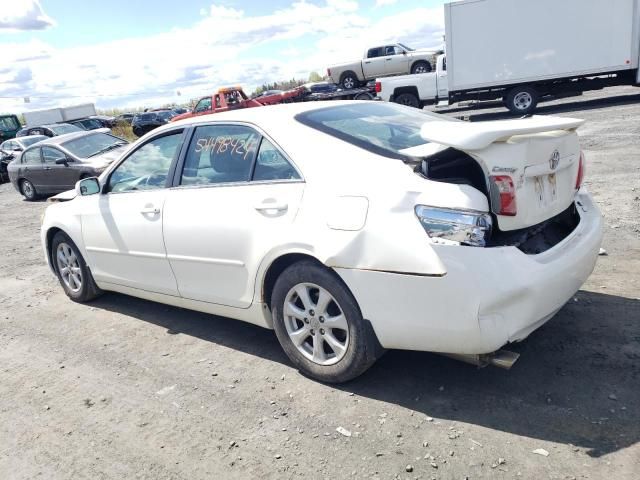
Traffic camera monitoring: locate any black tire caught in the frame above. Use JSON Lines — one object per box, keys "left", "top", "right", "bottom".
{"left": 411, "top": 61, "right": 432, "bottom": 74}
{"left": 394, "top": 93, "right": 421, "bottom": 108}
{"left": 20, "top": 179, "right": 38, "bottom": 201}
{"left": 340, "top": 71, "right": 359, "bottom": 90}
{"left": 271, "top": 260, "right": 382, "bottom": 383}
{"left": 353, "top": 92, "right": 374, "bottom": 101}
{"left": 505, "top": 86, "right": 539, "bottom": 115}
{"left": 51, "top": 231, "right": 102, "bottom": 303}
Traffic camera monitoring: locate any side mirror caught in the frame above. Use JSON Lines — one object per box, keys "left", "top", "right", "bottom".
{"left": 402, "top": 50, "right": 407, "bottom": 55}
{"left": 76, "top": 177, "right": 100, "bottom": 196}
{"left": 13, "top": 147, "right": 22, "bottom": 152}
{"left": 55, "top": 158, "right": 69, "bottom": 166}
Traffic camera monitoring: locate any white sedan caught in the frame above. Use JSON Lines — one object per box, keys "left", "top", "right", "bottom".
{"left": 41, "top": 101, "right": 603, "bottom": 382}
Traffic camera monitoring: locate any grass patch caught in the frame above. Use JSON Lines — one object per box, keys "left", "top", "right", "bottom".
{"left": 111, "top": 121, "right": 137, "bottom": 142}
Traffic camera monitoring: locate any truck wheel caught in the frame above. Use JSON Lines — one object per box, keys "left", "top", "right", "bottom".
{"left": 394, "top": 93, "right": 421, "bottom": 108}
{"left": 353, "top": 92, "right": 374, "bottom": 100}
{"left": 340, "top": 72, "right": 358, "bottom": 90}
{"left": 411, "top": 61, "right": 432, "bottom": 74}
{"left": 505, "top": 86, "right": 539, "bottom": 115}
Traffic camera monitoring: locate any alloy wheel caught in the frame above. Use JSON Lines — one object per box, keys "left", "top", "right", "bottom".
{"left": 56, "top": 242, "right": 83, "bottom": 293}
{"left": 283, "top": 283, "right": 349, "bottom": 366}
{"left": 513, "top": 91, "right": 533, "bottom": 111}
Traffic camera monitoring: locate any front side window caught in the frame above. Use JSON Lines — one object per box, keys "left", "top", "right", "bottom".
{"left": 42, "top": 146, "right": 66, "bottom": 164}
{"left": 23, "top": 148, "right": 41, "bottom": 165}
{"left": 0, "top": 116, "right": 19, "bottom": 131}
{"left": 253, "top": 138, "right": 300, "bottom": 182}
{"left": 194, "top": 97, "right": 212, "bottom": 113}
{"left": 385, "top": 45, "right": 402, "bottom": 56}
{"left": 108, "top": 132, "right": 182, "bottom": 192}
{"left": 180, "top": 125, "right": 260, "bottom": 186}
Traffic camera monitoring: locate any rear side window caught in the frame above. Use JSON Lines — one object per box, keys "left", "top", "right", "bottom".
{"left": 180, "top": 125, "right": 260, "bottom": 185}
{"left": 194, "top": 98, "right": 212, "bottom": 113}
{"left": 23, "top": 148, "right": 41, "bottom": 164}
{"left": 367, "top": 47, "right": 383, "bottom": 58}
{"left": 253, "top": 138, "right": 300, "bottom": 182}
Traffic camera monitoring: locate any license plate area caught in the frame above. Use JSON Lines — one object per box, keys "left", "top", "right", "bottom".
{"left": 533, "top": 173, "right": 558, "bottom": 208}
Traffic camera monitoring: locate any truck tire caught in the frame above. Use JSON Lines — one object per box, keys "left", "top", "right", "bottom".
{"left": 394, "top": 93, "right": 421, "bottom": 108}
{"left": 340, "top": 72, "right": 359, "bottom": 90}
{"left": 353, "top": 92, "right": 374, "bottom": 100}
{"left": 505, "top": 86, "right": 539, "bottom": 115}
{"left": 411, "top": 61, "right": 432, "bottom": 74}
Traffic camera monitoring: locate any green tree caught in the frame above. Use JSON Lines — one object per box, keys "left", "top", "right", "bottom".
{"left": 308, "top": 71, "right": 323, "bottom": 82}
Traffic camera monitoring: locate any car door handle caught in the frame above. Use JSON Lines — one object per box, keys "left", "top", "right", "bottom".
{"left": 140, "top": 207, "right": 160, "bottom": 215}
{"left": 255, "top": 200, "right": 288, "bottom": 212}
{"left": 364, "top": 61, "right": 371, "bottom": 64}
{"left": 44, "top": 166, "right": 52, "bottom": 170}
{"left": 386, "top": 58, "right": 392, "bottom": 61}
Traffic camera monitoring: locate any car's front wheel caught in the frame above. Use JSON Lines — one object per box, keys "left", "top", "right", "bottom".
{"left": 271, "top": 260, "right": 381, "bottom": 383}
{"left": 52, "top": 231, "right": 102, "bottom": 303}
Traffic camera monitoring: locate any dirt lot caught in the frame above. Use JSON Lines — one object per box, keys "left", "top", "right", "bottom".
{"left": 1, "top": 87, "right": 639, "bottom": 480}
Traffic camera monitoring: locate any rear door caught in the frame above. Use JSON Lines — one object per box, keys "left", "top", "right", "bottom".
{"left": 20, "top": 147, "right": 45, "bottom": 189}
{"left": 362, "top": 47, "right": 387, "bottom": 79}
{"left": 163, "top": 123, "right": 304, "bottom": 308}
{"left": 41, "top": 146, "right": 78, "bottom": 191}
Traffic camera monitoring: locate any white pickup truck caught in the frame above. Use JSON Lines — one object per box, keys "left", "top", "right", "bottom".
{"left": 376, "top": 0, "right": 640, "bottom": 115}
{"left": 327, "top": 43, "right": 441, "bottom": 90}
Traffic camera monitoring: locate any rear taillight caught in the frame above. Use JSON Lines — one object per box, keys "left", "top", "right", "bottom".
{"left": 489, "top": 175, "right": 517, "bottom": 216}
{"left": 576, "top": 151, "right": 585, "bottom": 190}
{"left": 375, "top": 81, "right": 381, "bottom": 93}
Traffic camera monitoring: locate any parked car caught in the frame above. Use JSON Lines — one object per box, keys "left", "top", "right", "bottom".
{"left": 90, "top": 115, "right": 116, "bottom": 128}
{"left": 131, "top": 111, "right": 175, "bottom": 137}
{"left": 40, "top": 101, "right": 602, "bottom": 383}
{"left": 8, "top": 130, "right": 128, "bottom": 200}
{"left": 256, "top": 89, "right": 283, "bottom": 98}
{"left": 115, "top": 113, "right": 135, "bottom": 124}
{"left": 303, "top": 82, "right": 338, "bottom": 94}
{"left": 16, "top": 123, "right": 85, "bottom": 138}
{"left": 69, "top": 117, "right": 107, "bottom": 131}
{"left": 327, "top": 43, "right": 441, "bottom": 89}
{"left": 0, "top": 135, "right": 47, "bottom": 182}
{"left": 0, "top": 114, "right": 22, "bottom": 141}
{"left": 172, "top": 108, "right": 188, "bottom": 115}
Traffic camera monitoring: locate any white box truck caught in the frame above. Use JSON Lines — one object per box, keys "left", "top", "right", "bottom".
{"left": 376, "top": 0, "right": 640, "bottom": 114}
{"left": 23, "top": 103, "right": 97, "bottom": 127}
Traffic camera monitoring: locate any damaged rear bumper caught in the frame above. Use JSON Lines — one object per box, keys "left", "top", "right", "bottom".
{"left": 335, "top": 189, "right": 603, "bottom": 355}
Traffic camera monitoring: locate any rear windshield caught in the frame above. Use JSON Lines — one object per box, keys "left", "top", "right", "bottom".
{"left": 136, "top": 113, "right": 157, "bottom": 120}
{"left": 0, "top": 116, "right": 20, "bottom": 131}
{"left": 49, "top": 124, "right": 84, "bottom": 135}
{"left": 295, "top": 102, "right": 441, "bottom": 159}
{"left": 21, "top": 136, "right": 48, "bottom": 147}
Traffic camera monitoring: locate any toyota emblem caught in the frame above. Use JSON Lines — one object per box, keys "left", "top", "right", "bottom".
{"left": 549, "top": 150, "right": 560, "bottom": 170}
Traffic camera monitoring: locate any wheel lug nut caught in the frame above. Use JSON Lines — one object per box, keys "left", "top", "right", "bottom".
{"left": 304, "top": 318, "right": 309, "bottom": 323}
{"left": 320, "top": 328, "right": 325, "bottom": 335}
{"left": 319, "top": 316, "right": 324, "bottom": 323}
{"left": 310, "top": 329, "right": 315, "bottom": 335}
{"left": 309, "top": 309, "right": 315, "bottom": 316}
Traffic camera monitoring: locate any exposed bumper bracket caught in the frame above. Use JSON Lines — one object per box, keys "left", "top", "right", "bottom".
{"left": 442, "top": 349, "right": 520, "bottom": 370}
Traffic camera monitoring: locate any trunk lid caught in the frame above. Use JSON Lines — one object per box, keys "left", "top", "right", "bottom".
{"left": 419, "top": 116, "right": 584, "bottom": 231}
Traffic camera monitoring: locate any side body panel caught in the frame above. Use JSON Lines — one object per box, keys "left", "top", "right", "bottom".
{"left": 445, "top": 0, "right": 638, "bottom": 91}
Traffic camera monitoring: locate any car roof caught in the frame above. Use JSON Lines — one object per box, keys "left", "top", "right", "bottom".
{"left": 165, "top": 100, "right": 356, "bottom": 132}
{"left": 30, "top": 130, "right": 106, "bottom": 146}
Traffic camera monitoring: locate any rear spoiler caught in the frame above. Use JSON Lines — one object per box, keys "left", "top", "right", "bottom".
{"left": 420, "top": 115, "right": 585, "bottom": 151}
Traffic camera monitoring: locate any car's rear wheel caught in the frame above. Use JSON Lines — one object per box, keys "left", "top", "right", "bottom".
{"left": 411, "top": 61, "right": 432, "bottom": 74}
{"left": 394, "top": 92, "right": 421, "bottom": 108}
{"left": 340, "top": 72, "right": 358, "bottom": 90}
{"left": 52, "top": 231, "right": 102, "bottom": 303}
{"left": 20, "top": 179, "right": 37, "bottom": 201}
{"left": 271, "top": 260, "right": 381, "bottom": 383}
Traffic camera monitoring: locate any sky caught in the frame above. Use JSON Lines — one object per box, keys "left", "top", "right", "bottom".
{"left": 0, "top": 0, "right": 447, "bottom": 113}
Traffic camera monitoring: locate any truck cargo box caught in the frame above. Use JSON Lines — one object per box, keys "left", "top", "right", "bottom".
{"left": 445, "top": 0, "right": 640, "bottom": 92}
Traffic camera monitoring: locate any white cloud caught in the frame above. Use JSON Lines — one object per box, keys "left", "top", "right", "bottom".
{"left": 0, "top": 0, "right": 55, "bottom": 31}
{"left": 375, "top": 0, "right": 398, "bottom": 6}
{"left": 0, "top": 1, "right": 445, "bottom": 113}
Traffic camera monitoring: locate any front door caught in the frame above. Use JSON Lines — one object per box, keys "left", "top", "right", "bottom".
{"left": 384, "top": 45, "right": 408, "bottom": 75}
{"left": 81, "top": 130, "right": 185, "bottom": 295}
{"left": 41, "top": 146, "right": 79, "bottom": 191}
{"left": 162, "top": 124, "right": 305, "bottom": 308}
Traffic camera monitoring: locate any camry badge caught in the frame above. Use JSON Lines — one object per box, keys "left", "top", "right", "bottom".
{"left": 549, "top": 150, "right": 560, "bottom": 170}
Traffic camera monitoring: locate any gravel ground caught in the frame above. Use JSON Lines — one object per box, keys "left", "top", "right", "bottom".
{"left": 0, "top": 86, "right": 639, "bottom": 480}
